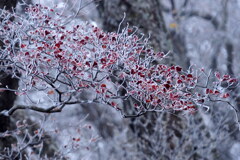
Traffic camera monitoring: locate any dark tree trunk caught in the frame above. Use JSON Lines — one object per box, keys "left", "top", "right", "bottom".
{"left": 0, "top": 0, "right": 19, "bottom": 151}
{"left": 0, "top": 0, "right": 18, "bottom": 11}
{"left": 96, "top": 0, "right": 168, "bottom": 52}
{"left": 0, "top": 72, "right": 19, "bottom": 132}
{"left": 96, "top": 0, "right": 190, "bottom": 70}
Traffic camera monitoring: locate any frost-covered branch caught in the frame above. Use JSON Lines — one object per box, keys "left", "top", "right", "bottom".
{"left": 0, "top": 4, "right": 238, "bottom": 118}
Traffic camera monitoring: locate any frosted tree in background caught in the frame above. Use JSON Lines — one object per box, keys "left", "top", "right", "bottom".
{"left": 95, "top": 0, "right": 240, "bottom": 159}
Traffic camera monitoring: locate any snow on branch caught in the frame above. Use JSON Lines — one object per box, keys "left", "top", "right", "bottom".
{"left": 0, "top": 4, "right": 238, "bottom": 119}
